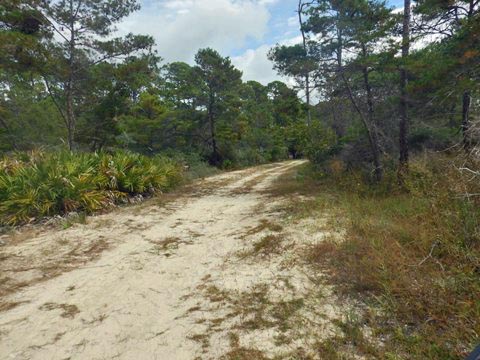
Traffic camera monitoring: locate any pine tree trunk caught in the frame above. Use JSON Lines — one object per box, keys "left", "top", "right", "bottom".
{"left": 362, "top": 63, "right": 382, "bottom": 182}
{"left": 298, "top": 0, "right": 311, "bottom": 125}
{"left": 66, "top": 87, "right": 76, "bottom": 151}
{"left": 66, "top": 0, "right": 76, "bottom": 151}
{"left": 398, "top": 0, "right": 411, "bottom": 183}
{"left": 337, "top": 26, "right": 382, "bottom": 182}
{"left": 460, "top": 0, "right": 475, "bottom": 152}
{"left": 341, "top": 70, "right": 382, "bottom": 182}
{"left": 462, "top": 90, "right": 471, "bottom": 151}
{"left": 208, "top": 93, "right": 220, "bottom": 165}
{"left": 306, "top": 72, "right": 311, "bottom": 125}
{"left": 0, "top": 115, "right": 17, "bottom": 150}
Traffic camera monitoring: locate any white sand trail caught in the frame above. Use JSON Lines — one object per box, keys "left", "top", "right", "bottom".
{"left": 0, "top": 160, "right": 342, "bottom": 360}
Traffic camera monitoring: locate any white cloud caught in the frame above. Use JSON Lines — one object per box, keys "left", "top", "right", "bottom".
{"left": 287, "top": 16, "right": 298, "bottom": 27}
{"left": 117, "top": 0, "right": 273, "bottom": 63}
{"left": 232, "top": 45, "right": 279, "bottom": 85}
{"left": 232, "top": 36, "right": 302, "bottom": 86}
{"left": 258, "top": 0, "right": 279, "bottom": 4}
{"left": 117, "top": 0, "right": 305, "bottom": 92}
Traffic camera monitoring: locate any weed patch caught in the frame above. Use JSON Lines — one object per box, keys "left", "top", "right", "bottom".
{"left": 0, "top": 301, "right": 28, "bottom": 312}
{"left": 252, "top": 235, "right": 284, "bottom": 256}
{"left": 39, "top": 302, "right": 80, "bottom": 319}
{"left": 220, "top": 347, "right": 270, "bottom": 360}
{"left": 282, "top": 156, "right": 480, "bottom": 359}
{"left": 243, "top": 220, "right": 283, "bottom": 238}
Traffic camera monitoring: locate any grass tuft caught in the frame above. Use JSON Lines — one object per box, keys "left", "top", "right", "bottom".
{"left": 252, "top": 234, "right": 284, "bottom": 256}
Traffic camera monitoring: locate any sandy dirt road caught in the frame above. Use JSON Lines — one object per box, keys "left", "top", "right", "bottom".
{"left": 0, "top": 160, "right": 342, "bottom": 360}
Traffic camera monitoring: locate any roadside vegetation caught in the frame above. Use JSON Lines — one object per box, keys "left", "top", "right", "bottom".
{"left": 0, "top": 150, "right": 183, "bottom": 226}
{"left": 265, "top": 1, "right": 479, "bottom": 357}
{"left": 276, "top": 155, "right": 480, "bottom": 359}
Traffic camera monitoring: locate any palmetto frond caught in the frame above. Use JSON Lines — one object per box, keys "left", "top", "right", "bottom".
{"left": 0, "top": 150, "right": 183, "bottom": 226}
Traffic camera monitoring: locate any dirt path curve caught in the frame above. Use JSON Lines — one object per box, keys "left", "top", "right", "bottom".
{"left": 0, "top": 160, "right": 341, "bottom": 360}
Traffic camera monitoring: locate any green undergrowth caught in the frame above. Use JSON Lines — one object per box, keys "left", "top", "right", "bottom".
{"left": 164, "top": 151, "right": 220, "bottom": 180}
{"left": 282, "top": 154, "right": 480, "bottom": 359}
{"left": 0, "top": 150, "right": 185, "bottom": 226}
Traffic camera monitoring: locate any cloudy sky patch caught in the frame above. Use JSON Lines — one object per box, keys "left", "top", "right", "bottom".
{"left": 118, "top": 0, "right": 404, "bottom": 85}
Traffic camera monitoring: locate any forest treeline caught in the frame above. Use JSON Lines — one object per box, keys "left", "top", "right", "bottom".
{"left": 0, "top": 0, "right": 307, "bottom": 168}
{"left": 268, "top": 0, "right": 479, "bottom": 181}
{"left": 0, "top": 0, "right": 478, "bottom": 178}
{"left": 1, "top": 1, "right": 479, "bottom": 171}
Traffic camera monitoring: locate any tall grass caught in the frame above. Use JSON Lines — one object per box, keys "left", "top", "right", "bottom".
{"left": 0, "top": 150, "right": 183, "bottom": 226}
{"left": 299, "top": 154, "right": 480, "bottom": 358}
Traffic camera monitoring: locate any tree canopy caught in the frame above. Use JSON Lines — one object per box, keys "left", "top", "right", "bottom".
{"left": 0, "top": 0, "right": 478, "bottom": 173}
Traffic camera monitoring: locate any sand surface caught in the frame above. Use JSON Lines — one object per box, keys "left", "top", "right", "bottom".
{"left": 0, "top": 160, "right": 344, "bottom": 360}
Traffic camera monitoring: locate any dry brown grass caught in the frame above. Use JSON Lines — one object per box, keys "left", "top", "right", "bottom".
{"left": 147, "top": 236, "right": 195, "bottom": 257}
{"left": 0, "top": 301, "right": 29, "bottom": 312}
{"left": 220, "top": 348, "right": 270, "bottom": 360}
{"left": 183, "top": 165, "right": 264, "bottom": 198}
{"left": 204, "top": 282, "right": 305, "bottom": 334}
{"left": 225, "top": 287, "right": 305, "bottom": 350}
{"left": 231, "top": 172, "right": 271, "bottom": 195}
{"left": 188, "top": 333, "right": 210, "bottom": 350}
{"left": 252, "top": 235, "right": 284, "bottom": 256}
{"left": 39, "top": 302, "right": 80, "bottom": 319}
{"left": 277, "top": 156, "right": 480, "bottom": 359}
{"left": 0, "top": 227, "right": 44, "bottom": 246}
{"left": 0, "top": 237, "right": 109, "bottom": 312}
{"left": 154, "top": 236, "right": 182, "bottom": 248}
{"left": 236, "top": 234, "right": 289, "bottom": 261}
{"left": 242, "top": 219, "right": 283, "bottom": 238}
{"left": 202, "top": 285, "right": 232, "bottom": 303}
{"left": 190, "top": 276, "right": 307, "bottom": 357}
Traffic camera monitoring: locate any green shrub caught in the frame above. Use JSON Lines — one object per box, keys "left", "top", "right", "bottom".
{"left": 159, "top": 151, "right": 219, "bottom": 180}
{"left": 303, "top": 154, "right": 480, "bottom": 358}
{"left": 0, "top": 150, "right": 183, "bottom": 225}
{"left": 297, "top": 122, "right": 338, "bottom": 164}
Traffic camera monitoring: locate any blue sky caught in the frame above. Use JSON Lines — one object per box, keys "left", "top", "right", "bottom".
{"left": 231, "top": 0, "right": 404, "bottom": 55}
{"left": 118, "top": 0, "right": 405, "bottom": 85}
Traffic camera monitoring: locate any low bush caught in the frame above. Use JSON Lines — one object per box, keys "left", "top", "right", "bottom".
{"left": 0, "top": 150, "right": 184, "bottom": 225}
{"left": 296, "top": 153, "right": 480, "bottom": 358}
{"left": 159, "top": 150, "right": 219, "bottom": 180}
